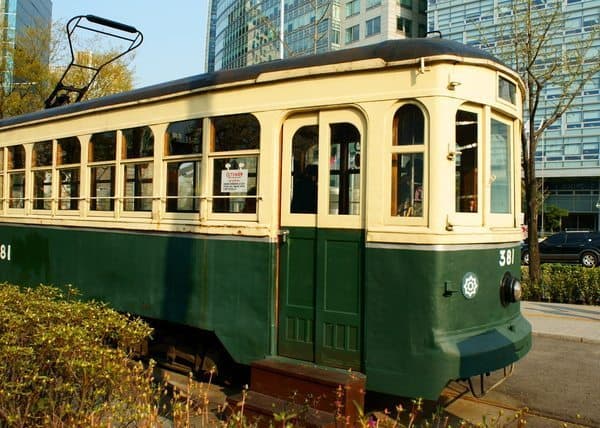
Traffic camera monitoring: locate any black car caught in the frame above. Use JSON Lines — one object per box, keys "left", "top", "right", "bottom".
{"left": 521, "top": 231, "right": 600, "bottom": 267}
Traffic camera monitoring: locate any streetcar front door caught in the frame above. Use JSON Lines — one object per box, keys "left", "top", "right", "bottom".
{"left": 278, "top": 110, "right": 364, "bottom": 371}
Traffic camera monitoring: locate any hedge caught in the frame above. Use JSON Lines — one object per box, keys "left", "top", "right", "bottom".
{"left": 521, "top": 264, "right": 600, "bottom": 305}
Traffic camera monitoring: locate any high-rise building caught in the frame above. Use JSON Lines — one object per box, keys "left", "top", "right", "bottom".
{"left": 428, "top": 0, "right": 600, "bottom": 231}
{"left": 0, "top": 0, "right": 53, "bottom": 88}
{"left": 206, "top": 0, "right": 427, "bottom": 72}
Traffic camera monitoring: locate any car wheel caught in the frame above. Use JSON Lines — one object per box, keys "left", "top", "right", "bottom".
{"left": 522, "top": 250, "right": 530, "bottom": 266}
{"left": 581, "top": 252, "right": 598, "bottom": 268}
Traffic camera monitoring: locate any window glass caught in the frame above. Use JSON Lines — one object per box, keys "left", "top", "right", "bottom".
{"left": 33, "top": 141, "right": 52, "bottom": 167}
{"left": 90, "top": 166, "right": 115, "bottom": 211}
{"left": 212, "top": 114, "right": 260, "bottom": 151}
{"left": 455, "top": 110, "right": 478, "bottom": 213}
{"left": 123, "top": 126, "right": 154, "bottom": 159}
{"left": 329, "top": 123, "right": 361, "bottom": 215}
{"left": 491, "top": 119, "right": 511, "bottom": 213}
{"left": 166, "top": 119, "right": 202, "bottom": 155}
{"left": 499, "top": 76, "right": 516, "bottom": 104}
{"left": 8, "top": 146, "right": 25, "bottom": 209}
{"left": 166, "top": 161, "right": 201, "bottom": 212}
{"left": 59, "top": 169, "right": 80, "bottom": 210}
{"left": 392, "top": 153, "right": 423, "bottom": 217}
{"left": 58, "top": 137, "right": 81, "bottom": 165}
{"left": 89, "top": 131, "right": 116, "bottom": 162}
{"left": 123, "top": 163, "right": 153, "bottom": 211}
{"left": 394, "top": 105, "right": 424, "bottom": 146}
{"left": 366, "top": 16, "right": 381, "bottom": 36}
{"left": 291, "top": 125, "right": 319, "bottom": 214}
{"left": 33, "top": 171, "right": 52, "bottom": 210}
{"left": 212, "top": 157, "right": 258, "bottom": 213}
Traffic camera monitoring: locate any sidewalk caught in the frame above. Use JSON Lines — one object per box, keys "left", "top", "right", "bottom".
{"left": 521, "top": 300, "right": 600, "bottom": 344}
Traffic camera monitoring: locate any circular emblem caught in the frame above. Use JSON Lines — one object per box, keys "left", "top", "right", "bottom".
{"left": 461, "top": 272, "right": 479, "bottom": 299}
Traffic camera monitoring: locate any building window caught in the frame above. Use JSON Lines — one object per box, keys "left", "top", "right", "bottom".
{"left": 345, "top": 24, "right": 360, "bottom": 43}
{"left": 366, "top": 0, "right": 381, "bottom": 8}
{"left": 89, "top": 131, "right": 116, "bottom": 211}
{"left": 391, "top": 104, "right": 425, "bottom": 217}
{"left": 122, "top": 126, "right": 154, "bottom": 212}
{"left": 345, "top": 0, "right": 360, "bottom": 17}
{"left": 455, "top": 110, "right": 479, "bottom": 213}
{"left": 165, "top": 119, "right": 203, "bottom": 213}
{"left": 366, "top": 16, "right": 381, "bottom": 37}
{"left": 32, "top": 141, "right": 53, "bottom": 210}
{"left": 57, "top": 137, "right": 81, "bottom": 211}
{"left": 400, "top": 0, "right": 412, "bottom": 9}
{"left": 7, "top": 145, "right": 26, "bottom": 209}
{"left": 211, "top": 114, "right": 260, "bottom": 214}
{"left": 397, "top": 17, "right": 412, "bottom": 34}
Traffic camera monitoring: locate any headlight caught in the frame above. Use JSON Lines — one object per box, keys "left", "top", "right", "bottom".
{"left": 501, "top": 272, "right": 522, "bottom": 306}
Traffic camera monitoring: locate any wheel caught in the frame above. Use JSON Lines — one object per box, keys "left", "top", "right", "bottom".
{"left": 581, "top": 252, "right": 598, "bottom": 268}
{"left": 521, "top": 250, "right": 530, "bottom": 265}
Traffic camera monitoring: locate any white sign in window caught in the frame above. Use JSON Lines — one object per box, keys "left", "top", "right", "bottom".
{"left": 221, "top": 169, "right": 248, "bottom": 192}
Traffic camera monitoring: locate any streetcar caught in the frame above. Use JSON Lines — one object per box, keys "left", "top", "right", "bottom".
{"left": 0, "top": 38, "right": 530, "bottom": 400}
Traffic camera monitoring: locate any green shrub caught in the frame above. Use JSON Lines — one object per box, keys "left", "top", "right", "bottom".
{"left": 0, "top": 284, "right": 156, "bottom": 427}
{"left": 521, "top": 265, "right": 600, "bottom": 304}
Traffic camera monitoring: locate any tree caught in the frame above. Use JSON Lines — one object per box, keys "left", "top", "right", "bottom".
{"left": 544, "top": 205, "right": 569, "bottom": 232}
{"left": 487, "top": 0, "right": 600, "bottom": 286}
{"left": 0, "top": 20, "right": 135, "bottom": 119}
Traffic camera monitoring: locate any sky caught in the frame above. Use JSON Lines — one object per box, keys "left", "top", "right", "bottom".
{"left": 51, "top": 0, "right": 209, "bottom": 88}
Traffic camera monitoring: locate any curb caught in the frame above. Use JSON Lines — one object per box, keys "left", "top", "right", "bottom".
{"left": 531, "top": 331, "right": 600, "bottom": 345}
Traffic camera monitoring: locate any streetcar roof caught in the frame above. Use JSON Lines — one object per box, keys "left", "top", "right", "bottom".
{"left": 0, "top": 38, "right": 507, "bottom": 129}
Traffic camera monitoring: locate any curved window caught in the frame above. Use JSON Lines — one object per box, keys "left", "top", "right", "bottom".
{"left": 122, "top": 126, "right": 154, "bottom": 212}
{"left": 57, "top": 137, "right": 81, "bottom": 211}
{"left": 211, "top": 114, "right": 260, "bottom": 214}
{"left": 391, "top": 105, "right": 425, "bottom": 217}
{"left": 8, "top": 145, "right": 26, "bottom": 209}
{"left": 291, "top": 125, "right": 319, "bottom": 214}
{"left": 165, "top": 119, "right": 203, "bottom": 212}
{"left": 329, "top": 123, "right": 361, "bottom": 215}
{"left": 89, "top": 131, "right": 116, "bottom": 211}
{"left": 32, "top": 141, "right": 53, "bottom": 210}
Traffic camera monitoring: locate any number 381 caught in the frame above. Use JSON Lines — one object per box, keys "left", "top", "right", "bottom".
{"left": 499, "top": 248, "right": 515, "bottom": 267}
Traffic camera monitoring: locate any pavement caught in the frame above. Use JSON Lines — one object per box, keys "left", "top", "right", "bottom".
{"left": 521, "top": 300, "right": 600, "bottom": 344}
{"left": 442, "top": 300, "right": 600, "bottom": 427}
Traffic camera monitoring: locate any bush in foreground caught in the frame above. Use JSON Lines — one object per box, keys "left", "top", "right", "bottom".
{"left": 0, "top": 283, "right": 156, "bottom": 427}
{"left": 521, "top": 265, "right": 600, "bottom": 304}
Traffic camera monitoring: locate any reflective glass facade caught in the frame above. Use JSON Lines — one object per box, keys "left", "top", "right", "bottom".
{"left": 428, "top": 0, "right": 600, "bottom": 230}
{"left": 206, "top": 0, "right": 426, "bottom": 71}
{"left": 1, "top": 0, "right": 52, "bottom": 88}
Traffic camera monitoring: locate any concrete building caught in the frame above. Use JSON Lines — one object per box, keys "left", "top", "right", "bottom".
{"left": 206, "top": 0, "right": 427, "bottom": 72}
{"left": 427, "top": 0, "right": 600, "bottom": 231}
{"left": 0, "top": 0, "right": 53, "bottom": 88}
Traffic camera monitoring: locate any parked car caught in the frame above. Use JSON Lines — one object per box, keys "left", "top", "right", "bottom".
{"left": 521, "top": 231, "right": 600, "bottom": 267}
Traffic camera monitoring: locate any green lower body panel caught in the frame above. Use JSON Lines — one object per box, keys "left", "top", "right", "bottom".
{"left": 0, "top": 223, "right": 275, "bottom": 365}
{"left": 364, "top": 244, "right": 531, "bottom": 399}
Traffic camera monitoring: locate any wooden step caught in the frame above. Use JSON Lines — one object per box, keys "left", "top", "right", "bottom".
{"left": 250, "top": 358, "right": 366, "bottom": 425}
{"left": 227, "top": 390, "right": 336, "bottom": 428}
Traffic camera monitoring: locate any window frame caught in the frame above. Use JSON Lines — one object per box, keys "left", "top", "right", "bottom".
{"left": 31, "top": 140, "right": 54, "bottom": 213}
{"left": 121, "top": 125, "right": 155, "bottom": 217}
{"left": 88, "top": 131, "right": 118, "bottom": 215}
{"left": 56, "top": 136, "right": 82, "bottom": 214}
{"left": 388, "top": 101, "right": 428, "bottom": 227}
{"left": 6, "top": 145, "right": 27, "bottom": 211}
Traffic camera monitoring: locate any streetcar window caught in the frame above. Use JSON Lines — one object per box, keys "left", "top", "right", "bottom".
{"left": 165, "top": 120, "right": 203, "bottom": 212}
{"left": 212, "top": 114, "right": 260, "bottom": 151}
{"left": 455, "top": 110, "right": 478, "bottom": 213}
{"left": 498, "top": 76, "right": 516, "bottom": 104}
{"left": 491, "top": 119, "right": 511, "bottom": 213}
{"left": 123, "top": 126, "right": 154, "bottom": 212}
{"left": 291, "top": 125, "right": 318, "bottom": 214}
{"left": 89, "top": 131, "right": 116, "bottom": 211}
{"left": 8, "top": 146, "right": 25, "bottom": 209}
{"left": 33, "top": 141, "right": 52, "bottom": 167}
{"left": 0, "top": 150, "right": 3, "bottom": 203}
{"left": 391, "top": 105, "right": 425, "bottom": 217}
{"left": 211, "top": 114, "right": 259, "bottom": 214}
{"left": 57, "top": 137, "right": 80, "bottom": 211}
{"left": 32, "top": 141, "right": 53, "bottom": 210}
{"left": 166, "top": 119, "right": 202, "bottom": 155}
{"left": 329, "top": 123, "right": 361, "bottom": 215}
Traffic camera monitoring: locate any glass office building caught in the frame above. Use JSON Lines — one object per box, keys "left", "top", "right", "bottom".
{"left": 206, "top": 0, "right": 426, "bottom": 72}
{"left": 1, "top": 0, "right": 52, "bottom": 88}
{"left": 428, "top": 0, "right": 600, "bottom": 231}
